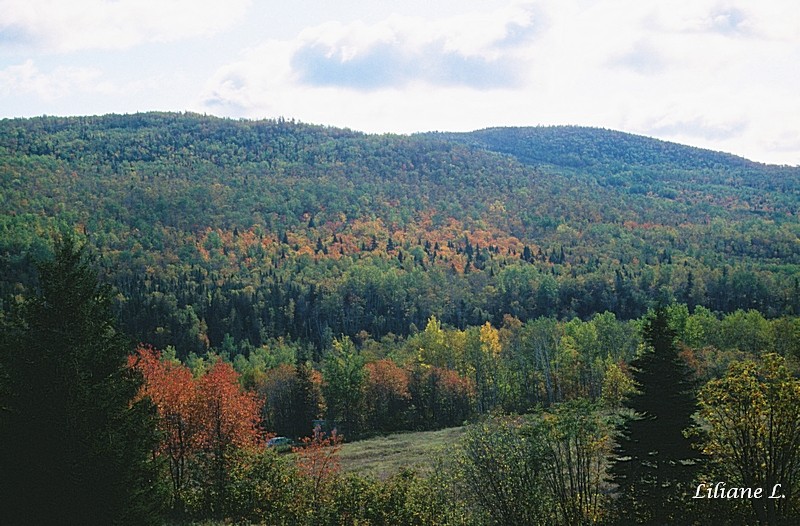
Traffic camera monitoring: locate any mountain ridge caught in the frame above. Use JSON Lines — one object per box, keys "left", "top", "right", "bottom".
{"left": 4, "top": 111, "right": 796, "bottom": 168}
{"left": 433, "top": 125, "right": 766, "bottom": 168}
{"left": 1, "top": 112, "right": 798, "bottom": 354}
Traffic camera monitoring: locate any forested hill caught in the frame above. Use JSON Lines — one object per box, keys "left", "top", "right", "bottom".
{"left": 434, "top": 126, "right": 799, "bottom": 199}
{"left": 1, "top": 112, "right": 798, "bottom": 357}
{"left": 436, "top": 126, "right": 763, "bottom": 170}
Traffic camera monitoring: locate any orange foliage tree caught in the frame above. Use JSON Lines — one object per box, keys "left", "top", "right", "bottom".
{"left": 195, "top": 361, "right": 262, "bottom": 453}
{"left": 130, "top": 346, "right": 198, "bottom": 512}
{"left": 364, "top": 359, "right": 411, "bottom": 432}
{"left": 130, "top": 346, "right": 264, "bottom": 516}
{"left": 192, "top": 360, "right": 263, "bottom": 516}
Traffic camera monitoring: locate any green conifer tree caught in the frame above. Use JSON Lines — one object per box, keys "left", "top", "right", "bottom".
{"left": 0, "top": 237, "right": 166, "bottom": 525}
{"left": 289, "top": 358, "right": 321, "bottom": 439}
{"left": 611, "top": 307, "right": 700, "bottom": 524}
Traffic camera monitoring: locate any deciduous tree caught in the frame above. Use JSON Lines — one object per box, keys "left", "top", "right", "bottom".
{"left": 293, "top": 426, "right": 343, "bottom": 509}
{"left": 193, "top": 360, "right": 262, "bottom": 517}
{"left": 130, "top": 345, "right": 197, "bottom": 515}
{"left": 364, "top": 358, "right": 411, "bottom": 432}
{"left": 542, "top": 400, "right": 613, "bottom": 525}
{"left": 322, "top": 336, "right": 365, "bottom": 438}
{"left": 698, "top": 354, "right": 800, "bottom": 525}
{"left": 457, "top": 414, "right": 551, "bottom": 525}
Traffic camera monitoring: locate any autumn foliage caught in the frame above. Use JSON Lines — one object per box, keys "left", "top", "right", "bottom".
{"left": 293, "top": 426, "right": 343, "bottom": 504}
{"left": 130, "top": 346, "right": 197, "bottom": 510}
{"left": 194, "top": 360, "right": 262, "bottom": 452}
{"left": 130, "top": 346, "right": 264, "bottom": 514}
{"left": 364, "top": 359, "right": 411, "bottom": 432}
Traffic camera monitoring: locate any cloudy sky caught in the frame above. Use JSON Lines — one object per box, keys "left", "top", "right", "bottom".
{"left": 1, "top": 0, "right": 799, "bottom": 165}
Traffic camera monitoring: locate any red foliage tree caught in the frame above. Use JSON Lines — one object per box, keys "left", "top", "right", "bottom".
{"left": 195, "top": 360, "right": 262, "bottom": 451}
{"left": 194, "top": 360, "right": 263, "bottom": 514}
{"left": 130, "top": 346, "right": 198, "bottom": 511}
{"left": 364, "top": 359, "right": 411, "bottom": 432}
{"left": 130, "top": 347, "right": 264, "bottom": 515}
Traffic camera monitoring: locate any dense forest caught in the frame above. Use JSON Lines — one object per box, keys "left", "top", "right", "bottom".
{"left": 1, "top": 113, "right": 799, "bottom": 525}
{"left": 1, "top": 113, "right": 798, "bottom": 356}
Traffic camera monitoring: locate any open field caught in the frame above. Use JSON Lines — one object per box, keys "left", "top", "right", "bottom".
{"left": 339, "top": 427, "right": 465, "bottom": 479}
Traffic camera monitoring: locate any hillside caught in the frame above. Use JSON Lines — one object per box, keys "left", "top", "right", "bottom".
{"left": 1, "top": 113, "right": 798, "bottom": 356}
{"left": 438, "top": 126, "right": 763, "bottom": 171}
{"left": 436, "top": 126, "right": 799, "bottom": 209}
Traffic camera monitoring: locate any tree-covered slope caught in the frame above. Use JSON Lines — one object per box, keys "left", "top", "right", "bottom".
{"left": 1, "top": 113, "right": 798, "bottom": 356}
{"left": 437, "top": 126, "right": 761, "bottom": 170}
{"left": 436, "top": 126, "right": 799, "bottom": 213}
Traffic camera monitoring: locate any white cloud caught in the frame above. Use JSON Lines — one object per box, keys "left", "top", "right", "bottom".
{"left": 0, "top": 0, "right": 251, "bottom": 52}
{"left": 0, "top": 59, "right": 112, "bottom": 100}
{"left": 192, "top": 0, "right": 800, "bottom": 165}
{"left": 1, "top": 0, "right": 797, "bottom": 165}
{"left": 198, "top": 4, "right": 544, "bottom": 114}
{"left": 0, "top": 59, "right": 181, "bottom": 111}
{"left": 285, "top": 5, "right": 542, "bottom": 90}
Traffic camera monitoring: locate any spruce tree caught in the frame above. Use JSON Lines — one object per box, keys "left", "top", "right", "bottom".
{"left": 0, "top": 237, "right": 166, "bottom": 525}
{"left": 289, "top": 359, "right": 320, "bottom": 439}
{"left": 611, "top": 307, "right": 700, "bottom": 524}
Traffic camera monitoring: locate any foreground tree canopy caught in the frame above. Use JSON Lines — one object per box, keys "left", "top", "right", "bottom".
{"left": 698, "top": 353, "right": 800, "bottom": 524}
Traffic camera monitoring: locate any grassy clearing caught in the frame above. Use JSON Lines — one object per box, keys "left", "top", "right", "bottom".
{"left": 338, "top": 426, "right": 464, "bottom": 480}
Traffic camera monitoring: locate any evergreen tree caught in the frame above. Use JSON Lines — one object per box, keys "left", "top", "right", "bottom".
{"left": 611, "top": 307, "right": 700, "bottom": 524}
{"left": 0, "top": 237, "right": 166, "bottom": 525}
{"left": 522, "top": 244, "right": 533, "bottom": 262}
{"left": 289, "top": 360, "right": 321, "bottom": 439}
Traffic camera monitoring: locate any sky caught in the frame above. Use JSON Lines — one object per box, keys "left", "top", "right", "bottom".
{"left": 1, "top": 0, "right": 799, "bottom": 166}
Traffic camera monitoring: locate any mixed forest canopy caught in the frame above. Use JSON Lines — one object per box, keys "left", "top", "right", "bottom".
{"left": 2, "top": 112, "right": 800, "bottom": 525}
{"left": 1, "top": 112, "right": 797, "bottom": 358}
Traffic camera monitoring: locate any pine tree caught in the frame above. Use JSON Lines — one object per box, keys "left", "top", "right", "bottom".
{"left": 289, "top": 360, "right": 320, "bottom": 439}
{"left": 611, "top": 307, "right": 700, "bottom": 524}
{"left": 522, "top": 244, "right": 533, "bottom": 262}
{"left": 0, "top": 237, "right": 166, "bottom": 525}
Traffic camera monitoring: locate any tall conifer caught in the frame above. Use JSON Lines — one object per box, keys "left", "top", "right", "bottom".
{"left": 612, "top": 307, "right": 700, "bottom": 524}
{"left": 0, "top": 237, "right": 165, "bottom": 525}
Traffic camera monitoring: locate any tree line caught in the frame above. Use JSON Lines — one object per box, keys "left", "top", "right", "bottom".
{"left": 2, "top": 238, "right": 800, "bottom": 524}
{"left": 2, "top": 113, "right": 798, "bottom": 359}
